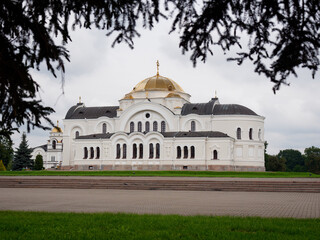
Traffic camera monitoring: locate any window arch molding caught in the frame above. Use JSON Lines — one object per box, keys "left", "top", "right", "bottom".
{"left": 130, "top": 122, "right": 134, "bottom": 133}
{"left": 249, "top": 128, "right": 253, "bottom": 140}
{"left": 183, "top": 146, "right": 188, "bottom": 158}
{"left": 153, "top": 121, "right": 158, "bottom": 132}
{"left": 83, "top": 147, "right": 88, "bottom": 159}
{"left": 177, "top": 146, "right": 182, "bottom": 159}
{"left": 161, "top": 121, "right": 166, "bottom": 133}
{"left": 213, "top": 150, "right": 218, "bottom": 160}
{"left": 236, "top": 127, "right": 241, "bottom": 140}
{"left": 96, "top": 147, "right": 100, "bottom": 159}
{"left": 145, "top": 121, "right": 150, "bottom": 132}
{"left": 94, "top": 121, "right": 113, "bottom": 134}
{"left": 118, "top": 104, "right": 175, "bottom": 131}
{"left": 190, "top": 146, "right": 195, "bottom": 159}
{"left": 89, "top": 147, "right": 94, "bottom": 159}
{"left": 71, "top": 126, "right": 84, "bottom": 139}
{"left": 102, "top": 123, "right": 107, "bottom": 134}
{"left": 139, "top": 143, "right": 143, "bottom": 159}
{"left": 191, "top": 121, "right": 196, "bottom": 132}
{"left": 138, "top": 121, "right": 142, "bottom": 132}
{"left": 111, "top": 136, "right": 128, "bottom": 159}
{"left": 184, "top": 119, "right": 202, "bottom": 132}
{"left": 52, "top": 139, "right": 57, "bottom": 149}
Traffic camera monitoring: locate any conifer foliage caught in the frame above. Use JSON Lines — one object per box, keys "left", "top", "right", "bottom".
{"left": 12, "top": 133, "right": 33, "bottom": 171}
{"left": 0, "top": 136, "right": 13, "bottom": 169}
{"left": 34, "top": 155, "right": 44, "bottom": 171}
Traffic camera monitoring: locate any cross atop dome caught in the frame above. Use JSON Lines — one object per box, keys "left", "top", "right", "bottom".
{"left": 156, "top": 60, "right": 160, "bottom": 76}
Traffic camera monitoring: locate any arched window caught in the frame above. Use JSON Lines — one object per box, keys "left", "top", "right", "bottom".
{"left": 213, "top": 150, "right": 218, "bottom": 160}
{"left": 149, "top": 143, "right": 154, "bottom": 159}
{"left": 258, "top": 129, "right": 262, "bottom": 141}
{"left": 102, "top": 123, "right": 107, "bottom": 134}
{"left": 75, "top": 131, "right": 79, "bottom": 138}
{"left": 130, "top": 122, "right": 134, "bottom": 133}
{"left": 184, "top": 146, "right": 188, "bottom": 158}
{"left": 237, "top": 128, "right": 241, "bottom": 140}
{"left": 145, "top": 121, "right": 150, "bottom": 132}
{"left": 116, "top": 144, "right": 121, "bottom": 159}
{"left": 153, "top": 121, "right": 158, "bottom": 131}
{"left": 156, "top": 143, "right": 160, "bottom": 159}
{"left": 161, "top": 121, "right": 166, "bottom": 132}
{"left": 52, "top": 140, "right": 56, "bottom": 149}
{"left": 90, "top": 147, "right": 94, "bottom": 159}
{"left": 84, "top": 147, "right": 88, "bottom": 159}
{"left": 139, "top": 143, "right": 143, "bottom": 159}
{"left": 190, "top": 146, "right": 195, "bottom": 159}
{"left": 138, "top": 122, "right": 142, "bottom": 132}
{"left": 249, "top": 128, "right": 253, "bottom": 140}
{"left": 132, "top": 144, "right": 137, "bottom": 159}
{"left": 191, "top": 121, "right": 196, "bottom": 132}
{"left": 177, "top": 146, "right": 181, "bottom": 159}
{"left": 96, "top": 147, "right": 100, "bottom": 159}
{"left": 123, "top": 144, "right": 127, "bottom": 159}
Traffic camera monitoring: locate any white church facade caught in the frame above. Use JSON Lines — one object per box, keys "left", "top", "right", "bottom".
{"left": 33, "top": 63, "right": 265, "bottom": 171}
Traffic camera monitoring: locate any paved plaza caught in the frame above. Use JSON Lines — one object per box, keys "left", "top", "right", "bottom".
{"left": 1, "top": 188, "right": 319, "bottom": 218}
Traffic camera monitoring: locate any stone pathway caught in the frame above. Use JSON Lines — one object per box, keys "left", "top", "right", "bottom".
{"left": 1, "top": 188, "right": 319, "bottom": 218}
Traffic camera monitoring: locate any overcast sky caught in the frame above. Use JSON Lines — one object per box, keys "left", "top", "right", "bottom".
{"left": 11, "top": 19, "right": 320, "bottom": 155}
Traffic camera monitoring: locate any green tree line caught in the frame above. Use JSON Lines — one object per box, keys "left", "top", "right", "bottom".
{"left": 265, "top": 142, "right": 320, "bottom": 174}
{"left": 0, "top": 133, "right": 43, "bottom": 171}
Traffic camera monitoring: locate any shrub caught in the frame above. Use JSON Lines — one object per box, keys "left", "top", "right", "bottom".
{"left": 34, "top": 155, "right": 44, "bottom": 170}
{"left": 0, "top": 160, "right": 6, "bottom": 171}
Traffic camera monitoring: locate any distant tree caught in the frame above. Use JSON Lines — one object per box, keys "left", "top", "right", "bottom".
{"left": 304, "top": 146, "right": 320, "bottom": 174}
{"left": 265, "top": 155, "right": 286, "bottom": 172}
{"left": 1, "top": 1, "right": 320, "bottom": 141}
{"left": 264, "top": 141, "right": 270, "bottom": 169}
{"left": 34, "top": 155, "right": 44, "bottom": 171}
{"left": 278, "top": 149, "right": 305, "bottom": 172}
{"left": 0, "top": 136, "right": 13, "bottom": 169}
{"left": 12, "top": 133, "right": 33, "bottom": 171}
{"left": 6, "top": 160, "right": 12, "bottom": 171}
{"left": 0, "top": 160, "right": 6, "bottom": 171}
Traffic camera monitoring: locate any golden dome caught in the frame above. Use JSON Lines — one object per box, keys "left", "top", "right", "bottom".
{"left": 123, "top": 94, "right": 134, "bottom": 99}
{"left": 131, "top": 74, "right": 185, "bottom": 93}
{"left": 166, "top": 93, "right": 182, "bottom": 98}
{"left": 51, "top": 126, "right": 62, "bottom": 133}
{"left": 51, "top": 121, "right": 63, "bottom": 133}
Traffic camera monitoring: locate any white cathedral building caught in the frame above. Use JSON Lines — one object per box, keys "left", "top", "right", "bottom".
{"left": 32, "top": 63, "right": 265, "bottom": 171}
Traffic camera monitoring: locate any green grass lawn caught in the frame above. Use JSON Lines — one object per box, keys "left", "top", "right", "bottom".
{"left": 0, "top": 211, "right": 319, "bottom": 240}
{"left": 0, "top": 170, "right": 319, "bottom": 178}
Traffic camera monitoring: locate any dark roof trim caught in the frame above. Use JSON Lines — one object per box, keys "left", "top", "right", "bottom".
{"left": 32, "top": 144, "right": 47, "bottom": 152}
{"left": 77, "top": 133, "right": 115, "bottom": 139}
{"left": 181, "top": 99, "right": 258, "bottom": 116}
{"left": 181, "top": 98, "right": 217, "bottom": 116}
{"left": 213, "top": 104, "right": 257, "bottom": 116}
{"left": 65, "top": 103, "right": 118, "bottom": 119}
{"left": 77, "top": 131, "right": 229, "bottom": 139}
{"left": 161, "top": 131, "right": 229, "bottom": 138}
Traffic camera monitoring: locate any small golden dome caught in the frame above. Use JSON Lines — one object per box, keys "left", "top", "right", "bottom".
{"left": 166, "top": 93, "right": 181, "bottom": 98}
{"left": 51, "top": 120, "right": 63, "bottom": 133}
{"left": 123, "top": 94, "right": 134, "bottom": 99}
{"left": 131, "top": 75, "right": 185, "bottom": 93}
{"left": 51, "top": 126, "right": 63, "bottom": 133}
